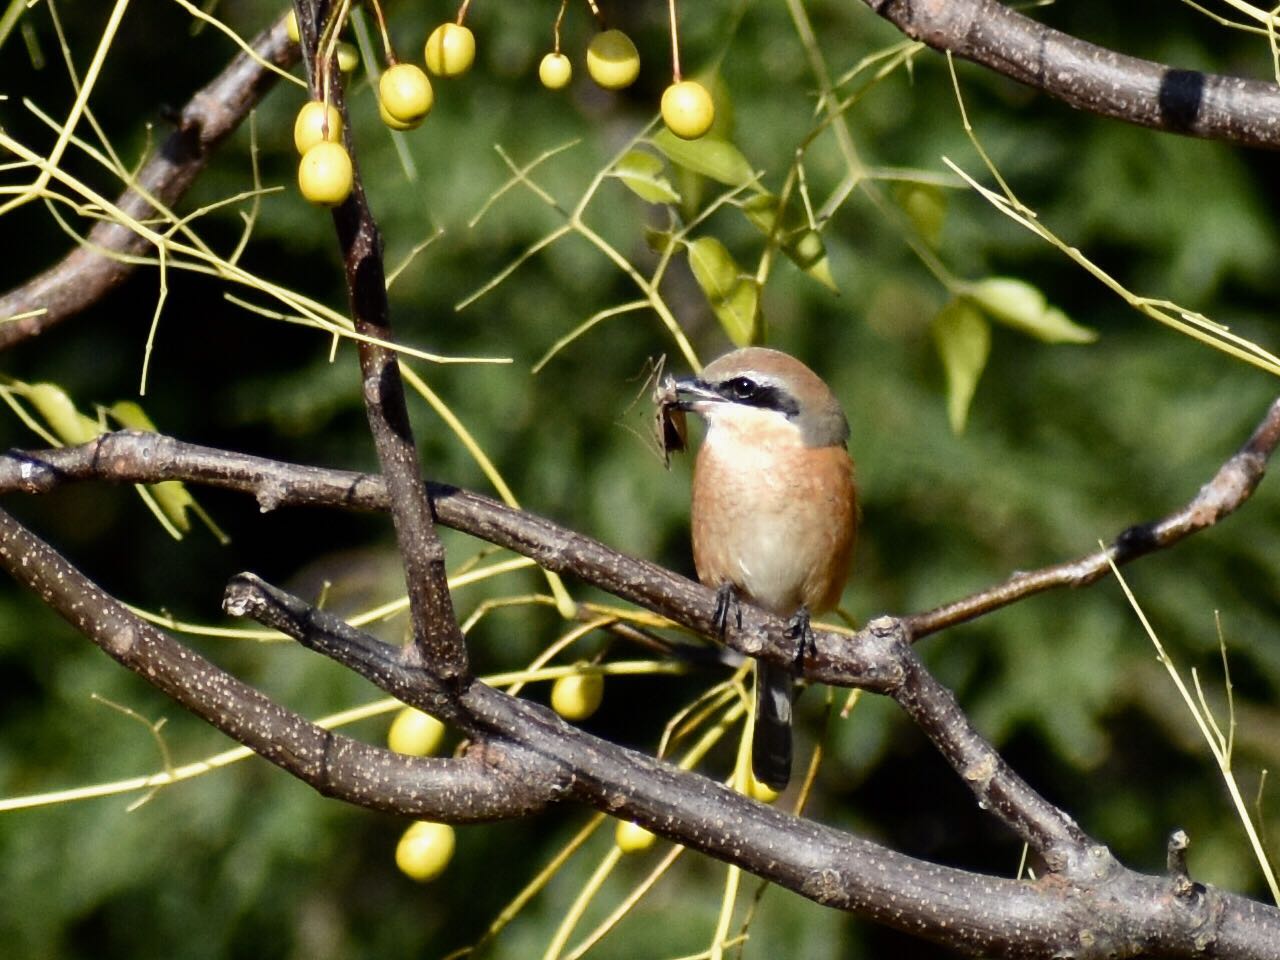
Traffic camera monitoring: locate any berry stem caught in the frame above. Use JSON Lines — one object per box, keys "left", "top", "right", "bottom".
{"left": 315, "top": 0, "right": 353, "bottom": 99}
{"left": 552, "top": 0, "right": 569, "bottom": 54}
{"left": 366, "top": 0, "right": 397, "bottom": 65}
{"left": 668, "top": 0, "right": 682, "bottom": 82}
{"left": 584, "top": 0, "right": 604, "bottom": 28}
{"left": 455, "top": 0, "right": 472, "bottom": 27}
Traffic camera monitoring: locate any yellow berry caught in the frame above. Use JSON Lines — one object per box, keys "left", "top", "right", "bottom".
{"left": 539, "top": 52, "right": 573, "bottom": 90}
{"left": 285, "top": 9, "right": 299, "bottom": 43}
{"left": 615, "top": 820, "right": 657, "bottom": 853}
{"left": 297, "top": 141, "right": 352, "bottom": 206}
{"left": 336, "top": 40, "right": 359, "bottom": 72}
{"left": 378, "top": 101, "right": 415, "bottom": 131}
{"left": 661, "top": 80, "right": 715, "bottom": 140}
{"left": 550, "top": 671, "right": 604, "bottom": 721}
{"left": 586, "top": 30, "right": 640, "bottom": 90}
{"left": 388, "top": 707, "right": 446, "bottom": 756}
{"left": 425, "top": 22, "right": 475, "bottom": 77}
{"left": 395, "top": 821, "right": 455, "bottom": 882}
{"left": 379, "top": 63, "right": 433, "bottom": 128}
{"left": 293, "top": 100, "right": 343, "bottom": 155}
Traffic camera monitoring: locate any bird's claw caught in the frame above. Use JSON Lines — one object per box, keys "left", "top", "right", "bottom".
{"left": 712, "top": 583, "right": 741, "bottom": 640}
{"left": 784, "top": 605, "right": 816, "bottom": 668}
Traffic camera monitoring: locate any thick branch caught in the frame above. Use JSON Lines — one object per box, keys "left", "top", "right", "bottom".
{"left": 0, "top": 430, "right": 892, "bottom": 691}
{"left": 862, "top": 0, "right": 1280, "bottom": 149}
{"left": 0, "top": 507, "right": 562, "bottom": 820}
{"left": 0, "top": 19, "right": 298, "bottom": 349}
{"left": 873, "top": 617, "right": 1099, "bottom": 876}
{"left": 296, "top": 0, "right": 467, "bottom": 682}
{"left": 225, "top": 572, "right": 1280, "bottom": 960}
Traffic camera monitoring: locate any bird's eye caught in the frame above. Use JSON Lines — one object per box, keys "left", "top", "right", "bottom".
{"left": 723, "top": 377, "right": 758, "bottom": 401}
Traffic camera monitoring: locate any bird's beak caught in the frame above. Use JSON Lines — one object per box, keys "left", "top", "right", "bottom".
{"left": 672, "top": 376, "right": 723, "bottom": 411}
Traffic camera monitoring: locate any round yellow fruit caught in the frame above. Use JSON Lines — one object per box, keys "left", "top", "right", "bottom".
{"left": 293, "top": 100, "right": 343, "bottom": 155}
{"left": 297, "top": 141, "right": 352, "bottom": 206}
{"left": 387, "top": 707, "right": 446, "bottom": 756}
{"left": 586, "top": 29, "right": 640, "bottom": 90}
{"left": 336, "top": 40, "right": 359, "bottom": 72}
{"left": 395, "top": 821, "right": 455, "bottom": 882}
{"left": 539, "top": 52, "right": 572, "bottom": 90}
{"left": 425, "top": 22, "right": 475, "bottom": 77}
{"left": 615, "top": 820, "right": 657, "bottom": 853}
{"left": 378, "top": 100, "right": 416, "bottom": 131}
{"left": 550, "top": 671, "right": 604, "bottom": 721}
{"left": 379, "top": 63, "right": 433, "bottom": 127}
{"left": 661, "top": 80, "right": 715, "bottom": 140}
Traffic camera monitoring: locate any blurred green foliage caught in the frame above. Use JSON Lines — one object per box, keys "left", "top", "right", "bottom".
{"left": 1, "top": 1, "right": 1279, "bottom": 957}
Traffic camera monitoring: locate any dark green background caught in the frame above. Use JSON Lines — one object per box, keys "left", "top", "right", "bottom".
{"left": 1, "top": 1, "right": 1278, "bottom": 957}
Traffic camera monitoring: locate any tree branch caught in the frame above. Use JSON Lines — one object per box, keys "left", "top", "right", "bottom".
{"left": 4, "top": 384, "right": 1276, "bottom": 676}
{"left": 224, "top": 570, "right": 1280, "bottom": 959}
{"left": 4, "top": 412, "right": 1279, "bottom": 951}
{"left": 905, "top": 396, "right": 1280, "bottom": 637}
{"left": 0, "top": 507, "right": 562, "bottom": 821}
{"left": 0, "top": 18, "right": 299, "bottom": 349}
{"left": 861, "top": 0, "right": 1280, "bottom": 150}
{"left": 295, "top": 0, "right": 468, "bottom": 683}
{"left": 1, "top": 401, "right": 1273, "bottom": 879}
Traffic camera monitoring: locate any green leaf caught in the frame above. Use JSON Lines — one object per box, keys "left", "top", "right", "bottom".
{"left": 893, "top": 182, "right": 948, "bottom": 248}
{"left": 110, "top": 400, "right": 224, "bottom": 541}
{"left": 612, "top": 149, "right": 679, "bottom": 205}
{"left": 651, "top": 130, "right": 754, "bottom": 187}
{"left": 149, "top": 480, "right": 195, "bottom": 534}
{"left": 26, "top": 383, "right": 97, "bottom": 445}
{"left": 644, "top": 226, "right": 676, "bottom": 255}
{"left": 932, "top": 300, "right": 991, "bottom": 433}
{"left": 686, "top": 236, "right": 760, "bottom": 347}
{"left": 967, "top": 277, "right": 1097, "bottom": 344}
{"left": 740, "top": 192, "right": 838, "bottom": 293}
{"left": 109, "top": 400, "right": 158, "bottom": 432}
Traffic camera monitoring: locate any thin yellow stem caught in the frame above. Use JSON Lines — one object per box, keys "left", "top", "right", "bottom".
{"left": 668, "top": 0, "right": 682, "bottom": 81}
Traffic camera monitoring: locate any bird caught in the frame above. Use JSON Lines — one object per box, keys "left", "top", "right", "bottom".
{"left": 668, "top": 347, "right": 858, "bottom": 790}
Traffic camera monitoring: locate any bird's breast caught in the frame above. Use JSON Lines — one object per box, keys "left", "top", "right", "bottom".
{"left": 691, "top": 427, "right": 857, "bottom": 615}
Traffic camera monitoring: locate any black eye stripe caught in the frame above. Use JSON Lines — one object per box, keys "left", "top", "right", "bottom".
{"left": 713, "top": 377, "right": 800, "bottom": 418}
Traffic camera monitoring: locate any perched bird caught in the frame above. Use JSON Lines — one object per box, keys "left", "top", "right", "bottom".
{"left": 669, "top": 347, "right": 857, "bottom": 790}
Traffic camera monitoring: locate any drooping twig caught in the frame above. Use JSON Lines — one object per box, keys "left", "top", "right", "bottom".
{"left": 0, "top": 18, "right": 298, "bottom": 349}
{"left": 0, "top": 507, "right": 560, "bottom": 821}
{"left": 861, "top": 0, "right": 1280, "bottom": 150}
{"left": 294, "top": 0, "right": 468, "bottom": 683}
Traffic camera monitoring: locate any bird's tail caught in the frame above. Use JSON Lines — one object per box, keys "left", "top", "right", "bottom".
{"left": 752, "top": 659, "right": 794, "bottom": 791}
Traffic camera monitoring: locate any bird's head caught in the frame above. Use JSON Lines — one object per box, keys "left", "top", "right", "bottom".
{"left": 673, "top": 347, "right": 849, "bottom": 449}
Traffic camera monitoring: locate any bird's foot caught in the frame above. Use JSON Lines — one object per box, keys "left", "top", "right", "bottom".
{"left": 712, "top": 583, "right": 742, "bottom": 640}
{"left": 784, "top": 605, "right": 816, "bottom": 668}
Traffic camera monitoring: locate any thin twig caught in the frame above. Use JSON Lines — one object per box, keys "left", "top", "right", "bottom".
{"left": 905, "top": 397, "right": 1280, "bottom": 638}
